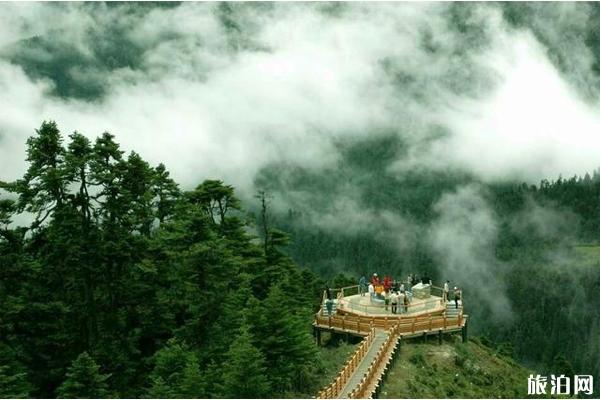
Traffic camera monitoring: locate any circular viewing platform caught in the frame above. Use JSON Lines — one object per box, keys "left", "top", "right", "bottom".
{"left": 338, "top": 292, "right": 445, "bottom": 318}
{"left": 325, "top": 283, "right": 462, "bottom": 320}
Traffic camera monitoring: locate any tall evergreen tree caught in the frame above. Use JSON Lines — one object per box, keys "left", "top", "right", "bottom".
{"left": 220, "top": 324, "right": 271, "bottom": 399}
{"left": 146, "top": 339, "right": 206, "bottom": 398}
{"left": 248, "top": 285, "right": 321, "bottom": 393}
{"left": 56, "top": 352, "right": 110, "bottom": 398}
{"left": 0, "top": 365, "right": 32, "bottom": 398}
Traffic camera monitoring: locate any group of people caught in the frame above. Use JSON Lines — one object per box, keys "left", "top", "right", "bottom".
{"left": 358, "top": 272, "right": 463, "bottom": 313}
{"left": 443, "top": 280, "right": 462, "bottom": 309}
{"left": 358, "top": 273, "right": 412, "bottom": 314}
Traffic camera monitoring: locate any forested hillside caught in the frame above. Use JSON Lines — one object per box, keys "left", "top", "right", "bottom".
{"left": 1, "top": 121, "right": 599, "bottom": 398}
{"left": 255, "top": 134, "right": 600, "bottom": 393}
{"left": 2, "top": 2, "right": 600, "bottom": 399}
{"left": 0, "top": 121, "right": 329, "bottom": 398}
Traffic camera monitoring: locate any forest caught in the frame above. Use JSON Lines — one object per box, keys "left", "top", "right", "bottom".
{"left": 255, "top": 134, "right": 600, "bottom": 394}
{"left": 1, "top": 121, "right": 600, "bottom": 397}
{"left": 0, "top": 121, "right": 328, "bottom": 398}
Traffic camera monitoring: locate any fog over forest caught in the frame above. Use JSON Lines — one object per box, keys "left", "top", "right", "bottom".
{"left": 2, "top": 3, "right": 600, "bottom": 188}
{"left": 1, "top": 3, "right": 600, "bottom": 395}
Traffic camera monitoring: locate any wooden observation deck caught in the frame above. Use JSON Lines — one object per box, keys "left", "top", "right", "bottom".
{"left": 313, "top": 284, "right": 468, "bottom": 399}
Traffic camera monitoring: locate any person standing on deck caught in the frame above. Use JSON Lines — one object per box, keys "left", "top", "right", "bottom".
{"left": 384, "top": 289, "right": 390, "bottom": 311}
{"left": 397, "top": 291, "right": 405, "bottom": 313}
{"left": 359, "top": 276, "right": 367, "bottom": 296}
{"left": 383, "top": 275, "right": 392, "bottom": 292}
{"left": 325, "top": 298, "right": 334, "bottom": 317}
{"left": 402, "top": 291, "right": 409, "bottom": 313}
{"left": 368, "top": 282, "right": 375, "bottom": 302}
{"left": 454, "top": 287, "right": 461, "bottom": 309}
{"left": 399, "top": 282, "right": 405, "bottom": 293}
{"left": 390, "top": 291, "right": 398, "bottom": 314}
{"left": 443, "top": 281, "right": 450, "bottom": 302}
{"left": 371, "top": 273, "right": 380, "bottom": 286}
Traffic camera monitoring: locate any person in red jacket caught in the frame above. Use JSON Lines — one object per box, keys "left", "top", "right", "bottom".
{"left": 383, "top": 275, "right": 392, "bottom": 292}
{"left": 371, "top": 273, "right": 380, "bottom": 286}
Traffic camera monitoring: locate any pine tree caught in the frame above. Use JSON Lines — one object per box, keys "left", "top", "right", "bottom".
{"left": 220, "top": 324, "right": 271, "bottom": 398}
{"left": 146, "top": 339, "right": 205, "bottom": 398}
{"left": 0, "top": 365, "right": 32, "bottom": 398}
{"left": 56, "top": 352, "right": 110, "bottom": 398}
{"left": 249, "top": 285, "right": 321, "bottom": 394}
{"left": 146, "top": 376, "right": 171, "bottom": 398}
{"left": 179, "top": 360, "right": 206, "bottom": 398}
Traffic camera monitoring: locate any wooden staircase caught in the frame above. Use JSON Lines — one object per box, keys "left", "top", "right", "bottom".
{"left": 314, "top": 301, "right": 467, "bottom": 398}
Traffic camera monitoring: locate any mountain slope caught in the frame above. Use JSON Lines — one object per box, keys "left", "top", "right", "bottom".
{"left": 380, "top": 337, "right": 532, "bottom": 398}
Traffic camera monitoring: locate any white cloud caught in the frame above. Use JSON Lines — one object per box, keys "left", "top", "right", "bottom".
{"left": 438, "top": 31, "right": 600, "bottom": 182}
{"left": 1, "top": 2, "right": 600, "bottom": 195}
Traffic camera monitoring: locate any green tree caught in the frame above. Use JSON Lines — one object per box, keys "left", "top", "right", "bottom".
{"left": 220, "top": 324, "right": 271, "bottom": 398}
{"left": 249, "top": 285, "right": 321, "bottom": 394}
{"left": 146, "top": 339, "right": 206, "bottom": 398}
{"left": 0, "top": 365, "right": 32, "bottom": 398}
{"left": 152, "top": 163, "right": 180, "bottom": 225}
{"left": 56, "top": 352, "right": 110, "bottom": 398}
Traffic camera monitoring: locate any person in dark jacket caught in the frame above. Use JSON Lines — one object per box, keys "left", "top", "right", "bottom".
{"left": 359, "top": 276, "right": 367, "bottom": 296}
{"left": 454, "top": 287, "right": 461, "bottom": 309}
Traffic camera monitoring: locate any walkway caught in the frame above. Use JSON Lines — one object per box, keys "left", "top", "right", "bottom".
{"left": 339, "top": 329, "right": 389, "bottom": 398}
{"left": 314, "top": 310, "right": 467, "bottom": 398}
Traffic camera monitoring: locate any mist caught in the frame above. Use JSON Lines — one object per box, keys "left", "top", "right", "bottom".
{"left": 2, "top": 3, "right": 600, "bottom": 323}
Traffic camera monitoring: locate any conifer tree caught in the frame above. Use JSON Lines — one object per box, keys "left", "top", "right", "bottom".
{"left": 220, "top": 324, "right": 271, "bottom": 398}
{"left": 0, "top": 365, "right": 32, "bottom": 398}
{"left": 249, "top": 285, "right": 321, "bottom": 393}
{"left": 146, "top": 339, "right": 205, "bottom": 398}
{"left": 179, "top": 360, "right": 206, "bottom": 398}
{"left": 56, "top": 352, "right": 110, "bottom": 398}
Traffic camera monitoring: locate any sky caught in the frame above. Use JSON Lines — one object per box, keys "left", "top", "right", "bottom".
{"left": 1, "top": 2, "right": 600, "bottom": 193}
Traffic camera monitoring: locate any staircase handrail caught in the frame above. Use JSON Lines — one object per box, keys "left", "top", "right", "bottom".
{"left": 316, "top": 328, "right": 376, "bottom": 399}
{"left": 349, "top": 324, "right": 400, "bottom": 398}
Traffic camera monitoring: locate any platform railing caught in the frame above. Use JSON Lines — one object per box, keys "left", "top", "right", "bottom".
{"left": 339, "top": 297, "right": 443, "bottom": 316}
{"left": 316, "top": 328, "right": 376, "bottom": 399}
{"left": 349, "top": 325, "right": 400, "bottom": 399}
{"left": 337, "top": 283, "right": 464, "bottom": 312}
{"left": 313, "top": 313, "right": 469, "bottom": 398}
{"left": 314, "top": 311, "right": 466, "bottom": 336}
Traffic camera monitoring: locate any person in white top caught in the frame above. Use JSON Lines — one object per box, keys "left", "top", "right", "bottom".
{"left": 397, "top": 292, "right": 405, "bottom": 314}
{"left": 443, "top": 281, "right": 449, "bottom": 302}
{"left": 368, "top": 283, "right": 375, "bottom": 302}
{"left": 390, "top": 291, "right": 399, "bottom": 314}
